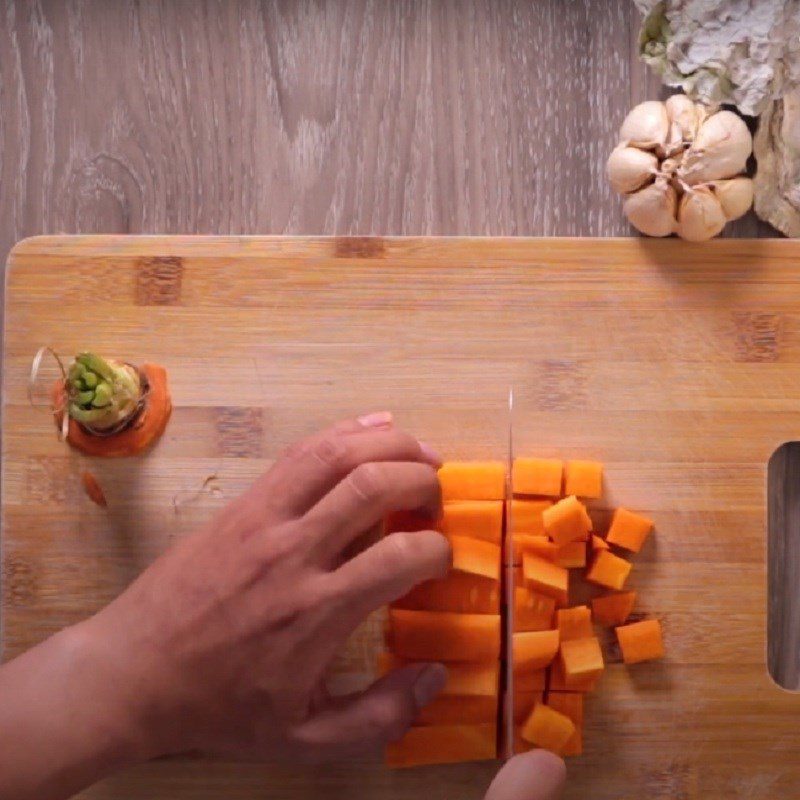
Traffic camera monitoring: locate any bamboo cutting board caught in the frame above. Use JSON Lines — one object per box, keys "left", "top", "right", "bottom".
{"left": 3, "top": 235, "right": 800, "bottom": 800}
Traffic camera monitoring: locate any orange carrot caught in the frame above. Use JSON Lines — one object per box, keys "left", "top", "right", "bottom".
{"left": 387, "top": 724, "right": 497, "bottom": 767}
{"left": 513, "top": 630, "right": 560, "bottom": 671}
{"left": 440, "top": 500, "right": 503, "bottom": 542}
{"left": 520, "top": 704, "right": 575, "bottom": 755}
{"left": 591, "top": 591, "right": 636, "bottom": 627}
{"left": 560, "top": 637, "right": 605, "bottom": 685}
{"left": 54, "top": 364, "right": 172, "bottom": 458}
{"left": 415, "top": 695, "right": 498, "bottom": 726}
{"left": 522, "top": 553, "right": 569, "bottom": 605}
{"left": 586, "top": 550, "right": 632, "bottom": 591}
{"left": 514, "top": 587, "right": 556, "bottom": 632}
{"left": 564, "top": 460, "right": 603, "bottom": 498}
{"left": 542, "top": 496, "right": 591, "bottom": 547}
{"left": 393, "top": 572, "right": 500, "bottom": 615}
{"left": 616, "top": 619, "right": 665, "bottom": 664}
{"left": 512, "top": 458, "right": 563, "bottom": 497}
{"left": 606, "top": 507, "right": 654, "bottom": 553}
{"left": 80, "top": 471, "right": 107, "bottom": 507}
{"left": 556, "top": 540, "right": 587, "bottom": 568}
{"left": 556, "top": 606, "right": 593, "bottom": 641}
{"left": 547, "top": 692, "right": 583, "bottom": 756}
{"left": 378, "top": 653, "right": 499, "bottom": 697}
{"left": 450, "top": 535, "right": 501, "bottom": 581}
{"left": 438, "top": 461, "right": 505, "bottom": 501}
{"left": 509, "top": 499, "right": 553, "bottom": 535}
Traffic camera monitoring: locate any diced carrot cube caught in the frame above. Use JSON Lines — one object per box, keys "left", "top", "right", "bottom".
{"left": 513, "top": 630, "right": 560, "bottom": 671}
{"left": 385, "top": 509, "right": 438, "bottom": 534}
{"left": 546, "top": 692, "right": 583, "bottom": 756}
{"left": 513, "top": 690, "right": 545, "bottom": 724}
{"left": 522, "top": 554, "right": 569, "bottom": 605}
{"left": 387, "top": 609, "right": 501, "bottom": 661}
{"left": 378, "top": 653, "right": 499, "bottom": 696}
{"left": 520, "top": 704, "right": 576, "bottom": 755}
{"left": 512, "top": 458, "right": 563, "bottom": 497}
{"left": 439, "top": 462, "right": 505, "bottom": 501}
{"left": 393, "top": 572, "right": 500, "bottom": 615}
{"left": 440, "top": 500, "right": 503, "bottom": 542}
{"left": 542, "top": 496, "right": 591, "bottom": 547}
{"left": 564, "top": 460, "right": 603, "bottom": 498}
{"left": 591, "top": 591, "right": 636, "bottom": 627}
{"left": 556, "top": 540, "right": 587, "bottom": 568}
{"left": 450, "top": 535, "right": 501, "bottom": 581}
{"left": 548, "top": 658, "right": 598, "bottom": 693}
{"left": 514, "top": 535, "right": 557, "bottom": 564}
{"left": 616, "top": 619, "right": 665, "bottom": 664}
{"left": 510, "top": 499, "right": 553, "bottom": 535}
{"left": 387, "top": 724, "right": 497, "bottom": 767}
{"left": 556, "top": 606, "right": 593, "bottom": 641}
{"left": 560, "top": 637, "right": 604, "bottom": 684}
{"left": 591, "top": 534, "right": 610, "bottom": 552}
{"left": 586, "top": 550, "right": 632, "bottom": 591}
{"left": 606, "top": 507, "right": 654, "bottom": 553}
{"left": 415, "top": 694, "right": 498, "bottom": 726}
{"left": 514, "top": 587, "right": 556, "bottom": 632}
{"left": 515, "top": 668, "right": 547, "bottom": 693}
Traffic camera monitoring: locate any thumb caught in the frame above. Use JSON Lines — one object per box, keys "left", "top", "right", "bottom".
{"left": 292, "top": 663, "right": 447, "bottom": 759}
{"left": 484, "top": 750, "right": 566, "bottom": 800}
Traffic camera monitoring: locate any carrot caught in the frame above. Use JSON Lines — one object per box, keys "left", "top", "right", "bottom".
{"left": 616, "top": 619, "right": 665, "bottom": 664}
{"left": 514, "top": 587, "right": 556, "bottom": 632}
{"left": 606, "top": 507, "right": 654, "bottom": 553}
{"left": 450, "top": 535, "right": 501, "bottom": 581}
{"left": 440, "top": 500, "right": 503, "bottom": 542}
{"left": 513, "top": 630, "right": 560, "bottom": 671}
{"left": 556, "top": 606, "right": 593, "bottom": 641}
{"left": 80, "top": 471, "right": 107, "bottom": 507}
{"left": 591, "top": 591, "right": 636, "bottom": 627}
{"left": 387, "top": 724, "right": 497, "bottom": 767}
{"left": 546, "top": 692, "right": 583, "bottom": 756}
{"left": 564, "top": 460, "right": 603, "bottom": 498}
{"left": 54, "top": 363, "right": 172, "bottom": 458}
{"left": 519, "top": 704, "right": 575, "bottom": 755}
{"left": 512, "top": 458, "right": 563, "bottom": 497}
{"left": 586, "top": 550, "right": 632, "bottom": 591}
{"left": 522, "top": 553, "right": 569, "bottom": 605}
{"left": 378, "top": 653, "right": 500, "bottom": 697}
{"left": 438, "top": 461, "right": 505, "bottom": 501}
{"left": 560, "top": 637, "right": 605, "bottom": 684}
{"left": 542, "top": 496, "right": 591, "bottom": 546}
{"left": 393, "top": 572, "right": 500, "bottom": 615}
{"left": 509, "top": 499, "right": 553, "bottom": 535}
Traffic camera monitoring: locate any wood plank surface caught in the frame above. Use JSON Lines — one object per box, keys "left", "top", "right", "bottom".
{"left": 3, "top": 234, "right": 800, "bottom": 799}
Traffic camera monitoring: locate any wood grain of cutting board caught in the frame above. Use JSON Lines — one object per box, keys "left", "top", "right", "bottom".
{"left": 3, "top": 235, "right": 800, "bottom": 799}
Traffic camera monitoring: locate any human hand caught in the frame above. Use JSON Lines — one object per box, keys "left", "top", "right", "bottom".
{"left": 484, "top": 751, "right": 566, "bottom": 800}
{"left": 80, "top": 412, "right": 451, "bottom": 762}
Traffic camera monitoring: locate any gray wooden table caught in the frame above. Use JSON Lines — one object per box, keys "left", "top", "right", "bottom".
{"left": 0, "top": 0, "right": 773, "bottom": 276}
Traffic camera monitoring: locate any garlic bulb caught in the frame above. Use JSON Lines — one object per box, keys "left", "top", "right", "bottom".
{"left": 677, "top": 188, "right": 727, "bottom": 242}
{"left": 606, "top": 146, "right": 658, "bottom": 193}
{"left": 619, "top": 101, "right": 670, "bottom": 149}
{"left": 679, "top": 110, "right": 752, "bottom": 185}
{"left": 608, "top": 94, "right": 754, "bottom": 241}
{"left": 623, "top": 179, "right": 677, "bottom": 238}
{"left": 713, "top": 177, "right": 755, "bottom": 221}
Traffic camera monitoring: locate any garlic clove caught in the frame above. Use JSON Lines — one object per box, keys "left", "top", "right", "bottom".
{"left": 665, "top": 94, "right": 701, "bottom": 143}
{"left": 619, "top": 100, "right": 670, "bottom": 150}
{"left": 606, "top": 146, "right": 659, "bottom": 194}
{"left": 623, "top": 179, "right": 677, "bottom": 237}
{"left": 679, "top": 110, "right": 752, "bottom": 185}
{"left": 712, "top": 177, "right": 754, "bottom": 221}
{"left": 676, "top": 186, "right": 727, "bottom": 241}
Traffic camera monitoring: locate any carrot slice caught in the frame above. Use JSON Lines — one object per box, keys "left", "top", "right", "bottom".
{"left": 606, "top": 507, "right": 654, "bottom": 553}
{"left": 439, "top": 462, "right": 505, "bottom": 501}
{"left": 556, "top": 606, "right": 593, "bottom": 641}
{"left": 440, "top": 500, "right": 503, "bottom": 542}
{"left": 546, "top": 692, "right": 583, "bottom": 756}
{"left": 512, "top": 458, "right": 563, "bottom": 497}
{"left": 591, "top": 591, "right": 636, "bottom": 627}
{"left": 81, "top": 471, "right": 107, "bottom": 507}
{"left": 513, "top": 630, "right": 560, "bottom": 671}
{"left": 514, "top": 536, "right": 557, "bottom": 564}
{"left": 509, "top": 499, "right": 553, "bottom": 535}
{"left": 560, "top": 637, "right": 604, "bottom": 684}
{"left": 450, "top": 535, "right": 501, "bottom": 581}
{"left": 564, "top": 460, "right": 603, "bottom": 499}
{"left": 514, "top": 587, "right": 556, "bottom": 632}
{"left": 616, "top": 619, "right": 665, "bottom": 664}
{"left": 586, "top": 550, "right": 632, "bottom": 591}
{"left": 542, "top": 496, "right": 591, "bottom": 547}
{"left": 415, "top": 695, "right": 498, "bottom": 726}
{"left": 393, "top": 572, "right": 500, "bottom": 615}
{"left": 520, "top": 704, "right": 575, "bottom": 755}
{"left": 387, "top": 724, "right": 497, "bottom": 767}
{"left": 378, "top": 654, "right": 500, "bottom": 697}
{"left": 522, "top": 554, "right": 569, "bottom": 605}
{"left": 54, "top": 364, "right": 171, "bottom": 457}
{"left": 556, "top": 540, "right": 587, "bottom": 569}
{"left": 513, "top": 690, "right": 544, "bottom": 724}
{"left": 387, "top": 609, "right": 501, "bottom": 662}
{"left": 548, "top": 658, "right": 598, "bottom": 693}
{"left": 591, "top": 534, "right": 610, "bottom": 552}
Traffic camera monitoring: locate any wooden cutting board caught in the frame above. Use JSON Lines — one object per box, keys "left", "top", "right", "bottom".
{"left": 3, "top": 235, "right": 800, "bottom": 799}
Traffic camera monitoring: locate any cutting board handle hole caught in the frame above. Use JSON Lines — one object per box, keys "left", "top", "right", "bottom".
{"left": 767, "top": 442, "right": 800, "bottom": 691}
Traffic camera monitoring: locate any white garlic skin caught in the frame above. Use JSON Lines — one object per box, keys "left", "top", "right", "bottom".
{"left": 679, "top": 110, "right": 752, "bottom": 185}
{"left": 713, "top": 177, "right": 754, "bottom": 221}
{"left": 606, "top": 146, "right": 658, "bottom": 194}
{"left": 619, "top": 100, "right": 670, "bottom": 149}
{"left": 677, "top": 187, "right": 727, "bottom": 242}
{"left": 623, "top": 179, "right": 677, "bottom": 237}
{"left": 665, "top": 94, "right": 701, "bottom": 143}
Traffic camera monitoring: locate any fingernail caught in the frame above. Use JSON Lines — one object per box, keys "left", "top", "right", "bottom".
{"left": 412, "top": 663, "right": 447, "bottom": 708}
{"left": 418, "top": 441, "right": 442, "bottom": 465}
{"left": 357, "top": 411, "right": 393, "bottom": 428}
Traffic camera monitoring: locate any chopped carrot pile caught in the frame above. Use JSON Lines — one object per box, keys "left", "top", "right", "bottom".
{"left": 382, "top": 457, "right": 662, "bottom": 768}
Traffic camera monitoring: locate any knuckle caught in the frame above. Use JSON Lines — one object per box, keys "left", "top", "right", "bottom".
{"left": 369, "top": 695, "right": 412, "bottom": 739}
{"left": 312, "top": 435, "right": 351, "bottom": 470}
{"left": 347, "top": 462, "right": 385, "bottom": 502}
